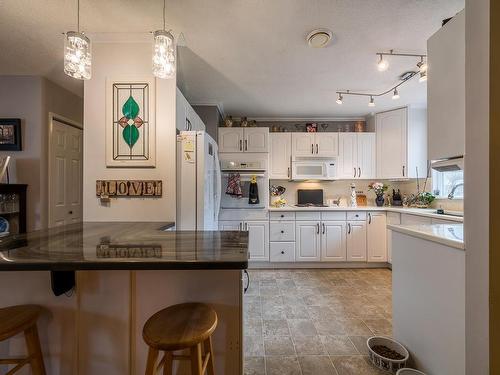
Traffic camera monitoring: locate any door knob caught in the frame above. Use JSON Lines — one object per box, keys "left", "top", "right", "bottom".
{"left": 69, "top": 211, "right": 73, "bottom": 214}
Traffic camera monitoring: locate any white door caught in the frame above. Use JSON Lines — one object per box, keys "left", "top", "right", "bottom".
{"left": 296, "top": 221, "right": 320, "bottom": 261}
{"left": 357, "top": 133, "right": 376, "bottom": 179}
{"left": 218, "top": 220, "right": 242, "bottom": 231}
{"left": 315, "top": 133, "right": 338, "bottom": 157}
{"left": 321, "top": 221, "right": 347, "bottom": 261}
{"left": 49, "top": 120, "right": 83, "bottom": 227}
{"left": 376, "top": 107, "right": 408, "bottom": 179}
{"left": 269, "top": 133, "right": 291, "bottom": 179}
{"left": 292, "top": 133, "right": 315, "bottom": 157}
{"left": 244, "top": 128, "right": 269, "bottom": 152}
{"left": 338, "top": 133, "right": 357, "bottom": 179}
{"left": 346, "top": 221, "right": 367, "bottom": 261}
{"left": 218, "top": 128, "right": 244, "bottom": 153}
{"left": 246, "top": 220, "right": 269, "bottom": 261}
{"left": 386, "top": 212, "right": 401, "bottom": 264}
{"left": 367, "top": 212, "right": 387, "bottom": 262}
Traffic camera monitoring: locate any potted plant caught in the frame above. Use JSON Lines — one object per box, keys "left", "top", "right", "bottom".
{"left": 368, "top": 182, "right": 389, "bottom": 207}
{"left": 414, "top": 192, "right": 435, "bottom": 208}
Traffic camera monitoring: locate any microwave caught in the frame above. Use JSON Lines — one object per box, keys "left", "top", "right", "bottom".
{"left": 291, "top": 159, "right": 337, "bottom": 180}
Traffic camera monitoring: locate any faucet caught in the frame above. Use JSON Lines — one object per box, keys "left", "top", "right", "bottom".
{"left": 448, "top": 182, "right": 464, "bottom": 199}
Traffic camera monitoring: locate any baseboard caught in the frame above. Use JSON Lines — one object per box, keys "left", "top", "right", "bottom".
{"left": 248, "top": 262, "right": 391, "bottom": 269}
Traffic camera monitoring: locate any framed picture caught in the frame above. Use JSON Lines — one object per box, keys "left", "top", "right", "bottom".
{"left": 106, "top": 78, "right": 156, "bottom": 168}
{"left": 0, "top": 119, "right": 22, "bottom": 151}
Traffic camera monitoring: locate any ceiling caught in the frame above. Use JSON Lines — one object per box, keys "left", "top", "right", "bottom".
{"left": 0, "top": 0, "right": 464, "bottom": 118}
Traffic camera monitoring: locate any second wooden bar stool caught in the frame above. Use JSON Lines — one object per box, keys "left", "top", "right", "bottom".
{"left": 143, "top": 303, "right": 217, "bottom": 375}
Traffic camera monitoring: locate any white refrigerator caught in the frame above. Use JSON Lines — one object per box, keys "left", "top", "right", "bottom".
{"left": 176, "top": 131, "right": 221, "bottom": 230}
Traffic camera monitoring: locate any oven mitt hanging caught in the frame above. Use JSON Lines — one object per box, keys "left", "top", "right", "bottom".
{"left": 248, "top": 175, "right": 260, "bottom": 205}
{"left": 226, "top": 173, "right": 243, "bottom": 197}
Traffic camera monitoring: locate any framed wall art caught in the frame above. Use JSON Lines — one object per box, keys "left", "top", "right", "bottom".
{"left": 106, "top": 78, "right": 156, "bottom": 167}
{"left": 0, "top": 119, "right": 22, "bottom": 151}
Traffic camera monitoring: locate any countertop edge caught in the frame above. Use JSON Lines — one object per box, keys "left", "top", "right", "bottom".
{"left": 387, "top": 224, "right": 465, "bottom": 250}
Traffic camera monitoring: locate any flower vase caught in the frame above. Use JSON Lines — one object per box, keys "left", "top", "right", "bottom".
{"left": 375, "top": 194, "right": 385, "bottom": 207}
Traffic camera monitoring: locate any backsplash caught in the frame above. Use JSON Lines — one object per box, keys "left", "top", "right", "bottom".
{"left": 269, "top": 179, "right": 463, "bottom": 211}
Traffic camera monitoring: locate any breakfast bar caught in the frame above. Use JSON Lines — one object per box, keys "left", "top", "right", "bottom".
{"left": 0, "top": 223, "right": 248, "bottom": 375}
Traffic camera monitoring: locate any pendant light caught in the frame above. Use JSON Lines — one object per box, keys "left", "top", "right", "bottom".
{"left": 392, "top": 88, "right": 400, "bottom": 100}
{"left": 368, "top": 96, "right": 375, "bottom": 107}
{"left": 152, "top": 0, "right": 176, "bottom": 79}
{"left": 336, "top": 93, "right": 343, "bottom": 105}
{"left": 64, "top": 0, "right": 91, "bottom": 80}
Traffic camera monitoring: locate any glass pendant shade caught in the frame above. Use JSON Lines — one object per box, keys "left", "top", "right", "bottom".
{"left": 152, "top": 30, "right": 176, "bottom": 79}
{"left": 64, "top": 31, "right": 91, "bottom": 80}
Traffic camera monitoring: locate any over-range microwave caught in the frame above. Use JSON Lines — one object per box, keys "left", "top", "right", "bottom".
{"left": 291, "top": 158, "right": 337, "bottom": 180}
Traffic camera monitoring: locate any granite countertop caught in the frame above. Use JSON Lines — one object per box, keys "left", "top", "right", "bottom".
{"left": 387, "top": 223, "right": 464, "bottom": 250}
{"left": 0, "top": 222, "right": 249, "bottom": 271}
{"left": 268, "top": 206, "right": 463, "bottom": 222}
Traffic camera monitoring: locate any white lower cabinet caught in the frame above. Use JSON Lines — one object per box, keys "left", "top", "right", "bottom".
{"left": 270, "top": 242, "right": 295, "bottom": 262}
{"left": 367, "top": 212, "right": 387, "bottom": 262}
{"left": 321, "top": 221, "right": 347, "bottom": 261}
{"left": 346, "top": 221, "right": 367, "bottom": 261}
{"left": 295, "top": 221, "right": 321, "bottom": 261}
{"left": 218, "top": 220, "right": 269, "bottom": 261}
{"left": 386, "top": 212, "right": 401, "bottom": 264}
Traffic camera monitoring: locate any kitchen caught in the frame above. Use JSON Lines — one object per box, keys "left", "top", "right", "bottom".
{"left": 0, "top": 0, "right": 495, "bottom": 375}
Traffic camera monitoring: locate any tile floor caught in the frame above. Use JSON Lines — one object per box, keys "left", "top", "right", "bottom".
{"left": 243, "top": 268, "right": 392, "bottom": 375}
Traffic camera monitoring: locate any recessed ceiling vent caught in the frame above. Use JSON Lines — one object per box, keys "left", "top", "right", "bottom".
{"left": 307, "top": 29, "right": 333, "bottom": 48}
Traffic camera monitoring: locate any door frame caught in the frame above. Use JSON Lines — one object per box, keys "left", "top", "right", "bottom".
{"left": 48, "top": 112, "right": 83, "bottom": 228}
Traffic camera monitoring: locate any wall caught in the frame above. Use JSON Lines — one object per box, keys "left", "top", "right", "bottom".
{"left": 192, "top": 104, "right": 222, "bottom": 142}
{"left": 465, "top": 0, "right": 490, "bottom": 373}
{"left": 0, "top": 76, "right": 83, "bottom": 230}
{"left": 83, "top": 37, "right": 176, "bottom": 222}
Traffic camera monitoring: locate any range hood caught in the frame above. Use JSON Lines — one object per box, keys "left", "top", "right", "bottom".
{"left": 431, "top": 156, "right": 464, "bottom": 172}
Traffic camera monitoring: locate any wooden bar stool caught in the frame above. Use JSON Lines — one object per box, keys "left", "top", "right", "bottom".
{"left": 0, "top": 304, "right": 46, "bottom": 375}
{"left": 143, "top": 303, "right": 217, "bottom": 375}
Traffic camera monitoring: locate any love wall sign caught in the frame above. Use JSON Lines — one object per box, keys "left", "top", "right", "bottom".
{"left": 96, "top": 180, "right": 162, "bottom": 197}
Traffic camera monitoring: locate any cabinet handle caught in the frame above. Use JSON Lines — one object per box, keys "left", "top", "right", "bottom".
{"left": 316, "top": 144, "right": 319, "bottom": 154}
{"left": 245, "top": 222, "right": 248, "bottom": 231}
{"left": 348, "top": 223, "right": 351, "bottom": 234}
{"left": 316, "top": 223, "right": 320, "bottom": 234}
{"left": 368, "top": 213, "right": 372, "bottom": 224}
{"left": 287, "top": 167, "right": 290, "bottom": 178}
{"left": 245, "top": 139, "right": 248, "bottom": 151}
{"left": 322, "top": 223, "right": 325, "bottom": 234}
{"left": 311, "top": 144, "right": 314, "bottom": 154}
{"left": 402, "top": 165, "right": 405, "bottom": 177}
{"left": 239, "top": 222, "right": 242, "bottom": 231}
{"left": 239, "top": 139, "right": 243, "bottom": 151}
{"left": 354, "top": 168, "right": 356, "bottom": 178}
{"left": 358, "top": 167, "right": 361, "bottom": 178}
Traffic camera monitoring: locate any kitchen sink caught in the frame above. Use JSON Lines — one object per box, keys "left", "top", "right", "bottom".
{"left": 436, "top": 209, "right": 464, "bottom": 218}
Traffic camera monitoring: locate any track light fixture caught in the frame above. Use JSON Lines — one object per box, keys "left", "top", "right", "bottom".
{"left": 368, "top": 96, "right": 375, "bottom": 107}
{"left": 419, "top": 71, "right": 427, "bottom": 83}
{"left": 336, "top": 93, "right": 343, "bottom": 105}
{"left": 417, "top": 57, "right": 428, "bottom": 73}
{"left": 392, "top": 88, "right": 400, "bottom": 100}
{"left": 377, "top": 54, "right": 388, "bottom": 71}
{"left": 375, "top": 50, "right": 427, "bottom": 73}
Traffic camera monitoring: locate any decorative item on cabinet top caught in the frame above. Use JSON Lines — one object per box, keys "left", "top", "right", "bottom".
{"left": 96, "top": 180, "right": 162, "bottom": 197}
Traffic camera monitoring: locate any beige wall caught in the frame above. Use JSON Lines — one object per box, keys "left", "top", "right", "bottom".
{"left": 0, "top": 76, "right": 83, "bottom": 230}
{"left": 83, "top": 38, "right": 176, "bottom": 222}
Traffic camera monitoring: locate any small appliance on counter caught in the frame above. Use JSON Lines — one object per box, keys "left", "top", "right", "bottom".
{"left": 294, "top": 189, "right": 328, "bottom": 207}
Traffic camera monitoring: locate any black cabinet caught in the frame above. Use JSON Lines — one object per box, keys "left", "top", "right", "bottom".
{"left": 0, "top": 184, "right": 27, "bottom": 234}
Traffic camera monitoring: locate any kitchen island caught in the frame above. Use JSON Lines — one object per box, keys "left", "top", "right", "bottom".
{"left": 0, "top": 222, "right": 248, "bottom": 375}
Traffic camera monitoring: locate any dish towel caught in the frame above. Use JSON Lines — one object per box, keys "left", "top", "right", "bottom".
{"left": 248, "top": 176, "right": 260, "bottom": 205}
{"left": 226, "top": 173, "right": 242, "bottom": 197}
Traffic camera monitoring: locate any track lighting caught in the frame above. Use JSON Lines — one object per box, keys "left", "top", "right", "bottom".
{"left": 392, "top": 88, "right": 400, "bottom": 100}
{"left": 368, "top": 96, "right": 375, "bottom": 107}
{"left": 377, "top": 54, "right": 388, "bottom": 72}
{"left": 417, "top": 58, "right": 428, "bottom": 73}
{"left": 419, "top": 71, "right": 427, "bottom": 83}
{"left": 64, "top": 0, "right": 91, "bottom": 80}
{"left": 336, "top": 93, "right": 343, "bottom": 105}
{"left": 152, "top": 0, "right": 176, "bottom": 79}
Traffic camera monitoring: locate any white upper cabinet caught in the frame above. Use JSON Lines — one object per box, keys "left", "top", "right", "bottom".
{"left": 244, "top": 128, "right": 269, "bottom": 152}
{"left": 218, "top": 127, "right": 268, "bottom": 153}
{"left": 269, "top": 133, "right": 291, "bottom": 179}
{"left": 367, "top": 212, "right": 387, "bottom": 262}
{"left": 338, "top": 133, "right": 375, "bottom": 179}
{"left": 292, "top": 133, "right": 338, "bottom": 157}
{"left": 321, "top": 221, "right": 347, "bottom": 261}
{"left": 376, "top": 106, "right": 427, "bottom": 179}
{"left": 427, "top": 10, "right": 465, "bottom": 160}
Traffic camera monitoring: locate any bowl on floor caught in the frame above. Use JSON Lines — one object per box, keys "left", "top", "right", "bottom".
{"left": 396, "top": 369, "right": 427, "bottom": 375}
{"left": 367, "top": 336, "right": 410, "bottom": 373}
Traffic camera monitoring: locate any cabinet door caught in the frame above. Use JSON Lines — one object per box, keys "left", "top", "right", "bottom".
{"left": 244, "top": 128, "right": 269, "bottom": 152}
{"left": 218, "top": 128, "right": 244, "bottom": 153}
{"left": 218, "top": 220, "right": 242, "bottom": 231}
{"left": 376, "top": 108, "right": 408, "bottom": 179}
{"left": 338, "top": 133, "right": 358, "bottom": 179}
{"left": 357, "top": 133, "right": 376, "bottom": 179}
{"left": 295, "top": 221, "right": 320, "bottom": 261}
{"left": 386, "top": 212, "right": 401, "bottom": 264}
{"left": 292, "top": 133, "right": 315, "bottom": 157}
{"left": 246, "top": 221, "right": 269, "bottom": 261}
{"left": 269, "top": 133, "right": 291, "bottom": 179}
{"left": 367, "top": 212, "right": 387, "bottom": 262}
{"left": 321, "top": 221, "right": 347, "bottom": 261}
{"left": 315, "top": 133, "right": 339, "bottom": 157}
{"left": 346, "top": 221, "right": 367, "bottom": 261}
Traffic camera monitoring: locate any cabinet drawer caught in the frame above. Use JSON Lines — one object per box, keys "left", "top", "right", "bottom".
{"left": 347, "top": 211, "right": 366, "bottom": 221}
{"left": 270, "top": 242, "right": 295, "bottom": 262}
{"left": 321, "top": 211, "right": 347, "bottom": 221}
{"left": 295, "top": 212, "right": 321, "bottom": 221}
{"left": 270, "top": 211, "right": 296, "bottom": 221}
{"left": 270, "top": 222, "right": 295, "bottom": 241}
